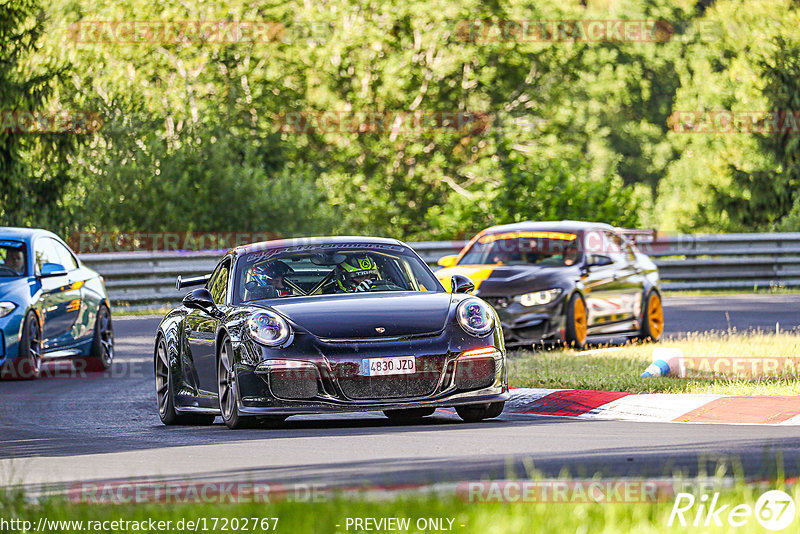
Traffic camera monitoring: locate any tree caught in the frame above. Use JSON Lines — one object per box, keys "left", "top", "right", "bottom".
{"left": 657, "top": 0, "right": 800, "bottom": 232}
{"left": 0, "top": 0, "right": 73, "bottom": 229}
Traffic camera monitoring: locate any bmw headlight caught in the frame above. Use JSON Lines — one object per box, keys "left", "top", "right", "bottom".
{"left": 247, "top": 311, "right": 292, "bottom": 347}
{"left": 518, "top": 288, "right": 562, "bottom": 307}
{"left": 457, "top": 299, "right": 495, "bottom": 337}
{"left": 0, "top": 302, "right": 16, "bottom": 318}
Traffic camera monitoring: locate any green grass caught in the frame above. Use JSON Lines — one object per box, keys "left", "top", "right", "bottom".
{"left": 508, "top": 331, "right": 800, "bottom": 395}
{"left": 2, "top": 480, "right": 798, "bottom": 533}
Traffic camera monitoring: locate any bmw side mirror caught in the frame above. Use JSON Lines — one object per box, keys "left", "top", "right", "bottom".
{"left": 39, "top": 263, "right": 68, "bottom": 278}
{"left": 183, "top": 288, "right": 221, "bottom": 317}
{"left": 586, "top": 254, "right": 613, "bottom": 268}
{"left": 451, "top": 274, "right": 475, "bottom": 294}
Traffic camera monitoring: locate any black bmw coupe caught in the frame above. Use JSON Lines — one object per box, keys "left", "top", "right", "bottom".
{"left": 435, "top": 221, "right": 663, "bottom": 349}
{"left": 155, "top": 237, "right": 508, "bottom": 429}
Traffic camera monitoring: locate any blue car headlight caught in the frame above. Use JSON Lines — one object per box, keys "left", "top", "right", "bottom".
{"left": 0, "top": 302, "right": 16, "bottom": 318}
{"left": 247, "top": 311, "right": 292, "bottom": 347}
{"left": 457, "top": 299, "right": 494, "bottom": 337}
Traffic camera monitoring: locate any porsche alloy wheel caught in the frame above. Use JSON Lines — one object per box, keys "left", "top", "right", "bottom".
{"left": 565, "top": 293, "right": 588, "bottom": 349}
{"left": 218, "top": 336, "right": 256, "bottom": 429}
{"left": 637, "top": 291, "right": 664, "bottom": 342}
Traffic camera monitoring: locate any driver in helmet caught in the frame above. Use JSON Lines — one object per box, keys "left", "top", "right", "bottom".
{"left": 250, "top": 260, "right": 294, "bottom": 297}
{"left": 335, "top": 256, "right": 381, "bottom": 292}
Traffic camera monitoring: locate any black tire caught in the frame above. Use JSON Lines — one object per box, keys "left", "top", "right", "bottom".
{"left": 564, "top": 293, "right": 588, "bottom": 350}
{"left": 82, "top": 305, "right": 114, "bottom": 372}
{"left": 383, "top": 407, "right": 436, "bottom": 422}
{"left": 155, "top": 336, "right": 215, "bottom": 426}
{"left": 455, "top": 401, "right": 505, "bottom": 423}
{"left": 218, "top": 335, "right": 257, "bottom": 429}
{"left": 1, "top": 312, "right": 41, "bottom": 380}
{"left": 636, "top": 290, "right": 664, "bottom": 342}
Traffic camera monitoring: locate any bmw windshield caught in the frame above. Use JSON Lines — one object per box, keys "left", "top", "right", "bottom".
{"left": 458, "top": 231, "right": 583, "bottom": 267}
{"left": 0, "top": 240, "right": 27, "bottom": 277}
{"left": 234, "top": 243, "right": 444, "bottom": 303}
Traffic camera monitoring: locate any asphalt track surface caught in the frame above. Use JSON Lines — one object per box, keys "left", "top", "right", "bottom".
{"left": 1, "top": 295, "right": 799, "bottom": 493}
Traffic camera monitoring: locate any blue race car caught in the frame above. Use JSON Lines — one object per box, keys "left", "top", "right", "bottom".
{"left": 0, "top": 228, "right": 114, "bottom": 379}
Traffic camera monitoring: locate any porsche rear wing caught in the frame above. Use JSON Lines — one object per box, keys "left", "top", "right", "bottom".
{"left": 176, "top": 273, "right": 212, "bottom": 291}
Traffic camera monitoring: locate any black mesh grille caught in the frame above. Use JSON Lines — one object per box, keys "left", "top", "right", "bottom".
{"left": 333, "top": 356, "right": 445, "bottom": 400}
{"left": 454, "top": 358, "right": 496, "bottom": 390}
{"left": 269, "top": 368, "right": 320, "bottom": 399}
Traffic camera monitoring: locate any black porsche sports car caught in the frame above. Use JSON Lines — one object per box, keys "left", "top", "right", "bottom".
{"left": 155, "top": 237, "right": 508, "bottom": 429}
{"left": 435, "top": 221, "right": 663, "bottom": 349}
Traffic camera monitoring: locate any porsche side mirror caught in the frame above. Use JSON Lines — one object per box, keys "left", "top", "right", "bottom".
{"left": 437, "top": 255, "right": 459, "bottom": 268}
{"left": 39, "top": 263, "right": 68, "bottom": 278}
{"left": 586, "top": 254, "right": 613, "bottom": 268}
{"left": 183, "top": 288, "right": 221, "bottom": 317}
{"left": 451, "top": 274, "right": 475, "bottom": 294}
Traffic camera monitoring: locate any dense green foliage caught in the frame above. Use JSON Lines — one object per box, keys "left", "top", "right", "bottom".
{"left": 0, "top": 0, "right": 72, "bottom": 229}
{"left": 2, "top": 0, "right": 799, "bottom": 242}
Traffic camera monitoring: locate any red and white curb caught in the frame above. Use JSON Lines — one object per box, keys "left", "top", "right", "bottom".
{"left": 506, "top": 388, "right": 800, "bottom": 425}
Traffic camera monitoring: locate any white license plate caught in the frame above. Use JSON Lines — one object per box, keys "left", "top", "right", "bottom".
{"left": 361, "top": 356, "right": 416, "bottom": 377}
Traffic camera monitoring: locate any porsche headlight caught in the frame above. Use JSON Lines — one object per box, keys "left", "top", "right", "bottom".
{"left": 518, "top": 289, "right": 562, "bottom": 307}
{"left": 247, "top": 311, "right": 292, "bottom": 347}
{"left": 0, "top": 302, "right": 16, "bottom": 318}
{"left": 457, "top": 299, "right": 495, "bottom": 337}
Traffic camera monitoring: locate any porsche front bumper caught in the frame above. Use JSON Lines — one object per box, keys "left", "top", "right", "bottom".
{"left": 233, "top": 342, "right": 508, "bottom": 415}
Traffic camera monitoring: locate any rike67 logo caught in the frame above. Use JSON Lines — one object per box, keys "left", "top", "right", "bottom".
{"left": 668, "top": 490, "right": 796, "bottom": 531}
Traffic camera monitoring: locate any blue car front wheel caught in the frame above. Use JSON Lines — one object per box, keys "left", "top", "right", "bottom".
{"left": 1, "top": 312, "right": 42, "bottom": 380}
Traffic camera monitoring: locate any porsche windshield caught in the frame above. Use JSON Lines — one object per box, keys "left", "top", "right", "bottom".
{"left": 459, "top": 231, "right": 582, "bottom": 267}
{"left": 234, "top": 245, "right": 443, "bottom": 302}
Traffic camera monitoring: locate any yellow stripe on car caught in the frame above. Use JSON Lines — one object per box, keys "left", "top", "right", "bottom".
{"left": 436, "top": 266, "right": 497, "bottom": 292}
{"left": 478, "top": 231, "right": 577, "bottom": 244}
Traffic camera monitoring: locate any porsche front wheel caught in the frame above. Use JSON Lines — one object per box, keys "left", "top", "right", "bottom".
{"left": 218, "top": 336, "right": 256, "bottom": 429}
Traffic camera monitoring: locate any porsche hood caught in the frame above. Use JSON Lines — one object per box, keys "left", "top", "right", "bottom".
{"left": 263, "top": 292, "right": 453, "bottom": 339}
